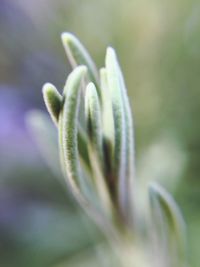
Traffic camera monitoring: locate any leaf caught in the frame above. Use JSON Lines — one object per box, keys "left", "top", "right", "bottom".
{"left": 149, "top": 182, "right": 187, "bottom": 267}
{"left": 42, "top": 83, "right": 62, "bottom": 126}
{"left": 105, "top": 47, "right": 127, "bottom": 218}
{"left": 111, "top": 52, "right": 135, "bottom": 223}
{"left": 61, "top": 32, "right": 101, "bottom": 98}
{"left": 61, "top": 65, "right": 87, "bottom": 188}
{"left": 85, "top": 82, "right": 112, "bottom": 216}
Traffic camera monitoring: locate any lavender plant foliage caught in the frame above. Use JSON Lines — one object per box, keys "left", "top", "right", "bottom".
{"left": 29, "top": 33, "right": 188, "bottom": 267}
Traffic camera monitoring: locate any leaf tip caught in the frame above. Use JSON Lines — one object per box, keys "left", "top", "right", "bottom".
{"left": 42, "top": 83, "right": 62, "bottom": 125}
{"left": 61, "top": 32, "right": 74, "bottom": 46}
{"left": 106, "top": 46, "right": 116, "bottom": 61}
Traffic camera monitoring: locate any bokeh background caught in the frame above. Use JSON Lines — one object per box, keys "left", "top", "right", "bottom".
{"left": 0, "top": 0, "right": 200, "bottom": 266}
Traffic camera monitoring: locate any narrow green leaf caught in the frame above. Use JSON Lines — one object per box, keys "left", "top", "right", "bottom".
{"left": 99, "top": 68, "right": 116, "bottom": 206}
{"left": 149, "top": 182, "right": 187, "bottom": 267}
{"left": 85, "top": 82, "right": 112, "bottom": 215}
{"left": 42, "top": 83, "right": 62, "bottom": 126}
{"left": 61, "top": 32, "right": 100, "bottom": 97}
{"left": 105, "top": 47, "right": 127, "bottom": 218}
{"left": 61, "top": 65, "right": 87, "bottom": 187}
{"left": 111, "top": 52, "right": 135, "bottom": 223}
{"left": 118, "top": 67, "right": 135, "bottom": 176}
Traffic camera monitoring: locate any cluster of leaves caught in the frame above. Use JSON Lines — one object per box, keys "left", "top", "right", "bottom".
{"left": 42, "top": 33, "right": 135, "bottom": 238}
{"left": 29, "top": 33, "right": 187, "bottom": 267}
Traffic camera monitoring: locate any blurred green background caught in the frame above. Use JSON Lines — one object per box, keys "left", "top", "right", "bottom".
{"left": 0, "top": 0, "right": 199, "bottom": 266}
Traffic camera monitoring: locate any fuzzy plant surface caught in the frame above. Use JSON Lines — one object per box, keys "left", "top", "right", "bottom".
{"left": 28, "top": 32, "right": 188, "bottom": 267}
